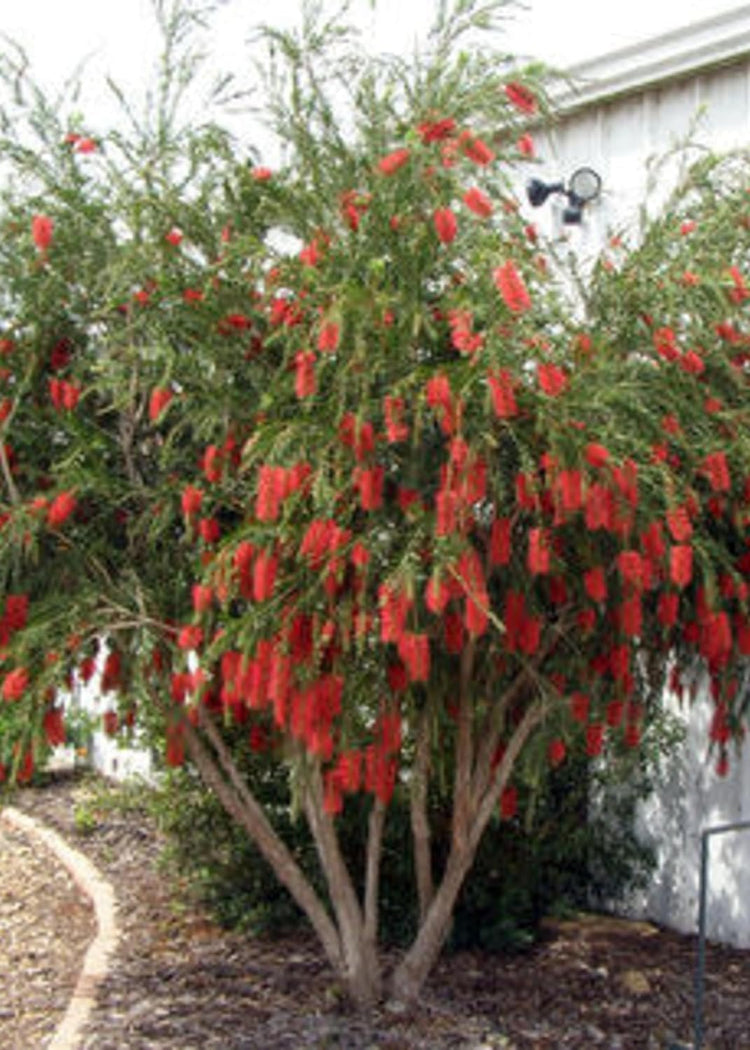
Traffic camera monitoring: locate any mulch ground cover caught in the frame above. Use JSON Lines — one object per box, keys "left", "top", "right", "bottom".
{"left": 3, "top": 770, "right": 749, "bottom": 1049}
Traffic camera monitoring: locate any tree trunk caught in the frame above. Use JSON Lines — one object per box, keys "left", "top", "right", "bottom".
{"left": 410, "top": 707, "right": 434, "bottom": 923}
{"left": 391, "top": 699, "right": 547, "bottom": 1003}
{"left": 180, "top": 717, "right": 347, "bottom": 984}
{"left": 303, "top": 763, "right": 383, "bottom": 1005}
{"left": 389, "top": 844, "right": 475, "bottom": 1002}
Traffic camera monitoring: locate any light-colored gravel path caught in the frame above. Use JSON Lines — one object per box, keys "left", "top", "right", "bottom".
{"left": 0, "top": 806, "right": 118, "bottom": 1050}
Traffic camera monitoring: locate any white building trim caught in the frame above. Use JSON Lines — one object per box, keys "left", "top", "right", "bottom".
{"left": 554, "top": 5, "right": 750, "bottom": 113}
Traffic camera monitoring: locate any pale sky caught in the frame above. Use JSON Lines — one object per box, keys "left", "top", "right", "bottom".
{"left": 0, "top": 0, "right": 744, "bottom": 143}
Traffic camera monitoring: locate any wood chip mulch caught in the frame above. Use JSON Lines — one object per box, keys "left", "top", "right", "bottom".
{"left": 2, "top": 770, "right": 749, "bottom": 1049}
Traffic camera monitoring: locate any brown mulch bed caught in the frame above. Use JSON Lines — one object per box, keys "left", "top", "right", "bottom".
{"left": 3, "top": 770, "right": 750, "bottom": 1049}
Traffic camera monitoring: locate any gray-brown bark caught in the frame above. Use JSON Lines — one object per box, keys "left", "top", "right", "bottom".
{"left": 303, "top": 763, "right": 382, "bottom": 1004}
{"left": 180, "top": 715, "right": 346, "bottom": 984}
{"left": 390, "top": 698, "right": 546, "bottom": 1002}
{"left": 410, "top": 706, "right": 434, "bottom": 923}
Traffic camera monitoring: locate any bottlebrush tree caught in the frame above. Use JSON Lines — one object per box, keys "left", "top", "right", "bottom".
{"left": 1, "top": 0, "right": 749, "bottom": 1006}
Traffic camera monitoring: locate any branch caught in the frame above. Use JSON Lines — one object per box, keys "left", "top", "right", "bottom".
{"left": 178, "top": 706, "right": 345, "bottom": 978}
{"left": 0, "top": 435, "right": 19, "bottom": 505}
{"left": 364, "top": 797, "right": 386, "bottom": 947}
{"left": 451, "top": 637, "right": 476, "bottom": 852}
{"left": 470, "top": 698, "right": 547, "bottom": 853}
{"left": 410, "top": 703, "right": 434, "bottom": 923}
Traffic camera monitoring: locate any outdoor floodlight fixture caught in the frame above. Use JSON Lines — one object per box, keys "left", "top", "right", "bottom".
{"left": 526, "top": 166, "right": 602, "bottom": 225}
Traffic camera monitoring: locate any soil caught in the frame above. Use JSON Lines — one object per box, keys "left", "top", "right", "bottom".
{"left": 3, "top": 770, "right": 749, "bottom": 1050}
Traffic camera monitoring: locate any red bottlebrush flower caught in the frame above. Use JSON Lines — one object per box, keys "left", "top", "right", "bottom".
{"left": 192, "top": 584, "right": 213, "bottom": 614}
{"left": 666, "top": 504, "right": 692, "bottom": 542}
{"left": 622, "top": 723, "right": 640, "bottom": 749}
{"left": 585, "top": 443, "right": 609, "bottom": 468}
{"left": 384, "top": 396, "right": 409, "bottom": 443}
{"left": 555, "top": 469, "right": 583, "bottom": 514}
{"left": 606, "top": 700, "right": 625, "bottom": 728}
{"left": 294, "top": 351, "right": 316, "bottom": 399}
{"left": 5, "top": 594, "right": 29, "bottom": 633}
{"left": 516, "top": 133, "right": 535, "bottom": 156}
{"left": 464, "top": 592, "right": 489, "bottom": 637}
{"left": 182, "top": 287, "right": 204, "bottom": 303}
{"left": 620, "top": 594, "right": 642, "bottom": 638}
{"left": 617, "top": 550, "right": 644, "bottom": 591}
{"left": 317, "top": 322, "right": 340, "bottom": 353}
{"left": 377, "top": 148, "right": 411, "bottom": 175}
{"left": 490, "top": 516, "right": 511, "bottom": 566}
{"left": 181, "top": 485, "right": 203, "bottom": 518}
{"left": 702, "top": 451, "right": 731, "bottom": 493}
{"left": 251, "top": 166, "right": 273, "bottom": 181}
{"left": 463, "top": 187, "right": 493, "bottom": 217}
{"left": 253, "top": 550, "right": 278, "bottom": 602}
{"left": 198, "top": 517, "right": 220, "bottom": 544}
{"left": 433, "top": 207, "right": 458, "bottom": 244}
{"left": 2, "top": 667, "right": 29, "bottom": 701}
{"left": 178, "top": 624, "right": 204, "bottom": 651}
{"left": 32, "top": 213, "right": 53, "bottom": 252}
{"left": 716, "top": 751, "right": 729, "bottom": 777}
{"left": 102, "top": 711, "right": 119, "bottom": 736}
{"left": 417, "top": 117, "right": 456, "bottom": 143}
{"left": 397, "top": 631, "right": 430, "bottom": 682}
{"left": 43, "top": 707, "right": 66, "bottom": 746}
{"left": 528, "top": 527, "right": 551, "bottom": 575}
{"left": 202, "top": 444, "right": 223, "bottom": 484}
{"left": 670, "top": 545, "right": 693, "bottom": 589}
{"left": 425, "top": 575, "right": 450, "bottom": 615}
{"left": 379, "top": 583, "right": 412, "bottom": 643}
{"left": 657, "top": 591, "right": 679, "bottom": 627}
{"left": 299, "top": 240, "right": 321, "bottom": 267}
{"left": 680, "top": 220, "right": 696, "bottom": 235}
{"left": 584, "top": 566, "right": 607, "bottom": 604}
{"left": 256, "top": 464, "right": 286, "bottom": 522}
{"left": 537, "top": 362, "right": 568, "bottom": 396}
{"left": 586, "top": 723, "right": 605, "bottom": 757}
{"left": 460, "top": 131, "right": 495, "bottom": 165}
{"left": 487, "top": 368, "right": 518, "bottom": 419}
{"left": 47, "top": 491, "right": 77, "bottom": 528}
{"left": 680, "top": 350, "right": 705, "bottom": 375}
{"left": 505, "top": 81, "right": 537, "bottom": 114}
{"left": 164, "top": 227, "right": 183, "bottom": 246}
{"left": 728, "top": 265, "right": 749, "bottom": 303}
{"left": 354, "top": 466, "right": 385, "bottom": 511}
{"left": 653, "top": 327, "right": 680, "bottom": 362}
{"left": 493, "top": 260, "right": 531, "bottom": 313}
{"left": 165, "top": 724, "right": 185, "bottom": 768}
{"left": 443, "top": 611, "right": 464, "bottom": 653}
{"left": 548, "top": 738, "right": 566, "bottom": 768}
{"left": 387, "top": 661, "right": 409, "bottom": 694}
{"left": 585, "top": 484, "right": 614, "bottom": 531}
{"left": 499, "top": 785, "right": 518, "bottom": 820}
{"left": 570, "top": 692, "right": 590, "bottom": 723}
{"left": 641, "top": 520, "right": 666, "bottom": 561}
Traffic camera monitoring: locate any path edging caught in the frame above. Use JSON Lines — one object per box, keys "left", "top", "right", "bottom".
{"left": 0, "top": 805, "right": 119, "bottom": 1050}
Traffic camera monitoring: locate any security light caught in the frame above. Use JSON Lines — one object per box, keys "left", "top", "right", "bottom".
{"left": 526, "top": 167, "right": 602, "bottom": 224}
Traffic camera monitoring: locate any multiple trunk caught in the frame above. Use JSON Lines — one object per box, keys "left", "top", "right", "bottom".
{"left": 177, "top": 674, "right": 545, "bottom": 1007}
